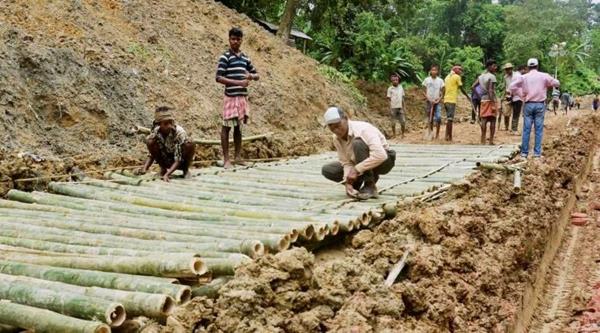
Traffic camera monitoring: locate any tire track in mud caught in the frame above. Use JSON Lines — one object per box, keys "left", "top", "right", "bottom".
{"left": 529, "top": 149, "right": 600, "bottom": 333}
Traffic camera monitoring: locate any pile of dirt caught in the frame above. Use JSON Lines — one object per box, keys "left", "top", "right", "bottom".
{"left": 0, "top": 0, "right": 376, "bottom": 195}
{"left": 164, "top": 116, "right": 599, "bottom": 332}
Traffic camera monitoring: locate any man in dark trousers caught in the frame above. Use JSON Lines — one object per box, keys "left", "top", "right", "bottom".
{"left": 321, "top": 107, "right": 396, "bottom": 200}
{"left": 140, "top": 106, "right": 195, "bottom": 182}
{"left": 216, "top": 27, "right": 260, "bottom": 169}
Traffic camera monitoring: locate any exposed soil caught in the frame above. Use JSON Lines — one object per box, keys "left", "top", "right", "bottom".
{"left": 154, "top": 112, "right": 600, "bottom": 332}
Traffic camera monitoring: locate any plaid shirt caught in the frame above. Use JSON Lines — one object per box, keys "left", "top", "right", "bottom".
{"left": 147, "top": 125, "right": 188, "bottom": 162}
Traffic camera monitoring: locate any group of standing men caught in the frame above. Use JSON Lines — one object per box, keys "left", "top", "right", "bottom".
{"left": 396, "top": 58, "right": 559, "bottom": 158}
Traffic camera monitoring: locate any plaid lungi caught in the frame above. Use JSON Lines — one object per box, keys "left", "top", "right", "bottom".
{"left": 223, "top": 96, "right": 249, "bottom": 124}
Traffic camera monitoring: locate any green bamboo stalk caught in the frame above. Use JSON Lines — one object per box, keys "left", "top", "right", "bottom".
{"left": 0, "top": 220, "right": 264, "bottom": 257}
{"left": 0, "top": 300, "right": 110, "bottom": 333}
{"left": 0, "top": 236, "right": 226, "bottom": 258}
{"left": 0, "top": 214, "right": 287, "bottom": 252}
{"left": 0, "top": 250, "right": 205, "bottom": 278}
{"left": 0, "top": 280, "right": 125, "bottom": 326}
{"left": 0, "top": 261, "right": 190, "bottom": 304}
{"left": 0, "top": 200, "right": 313, "bottom": 236}
{"left": 191, "top": 277, "right": 232, "bottom": 298}
{"left": 0, "top": 273, "right": 174, "bottom": 319}
{"left": 202, "top": 254, "right": 252, "bottom": 277}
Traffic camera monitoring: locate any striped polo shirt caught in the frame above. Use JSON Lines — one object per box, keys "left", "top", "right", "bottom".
{"left": 216, "top": 50, "right": 257, "bottom": 97}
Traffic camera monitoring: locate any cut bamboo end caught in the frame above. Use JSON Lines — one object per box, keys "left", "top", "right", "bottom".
{"left": 161, "top": 296, "right": 176, "bottom": 316}
{"left": 329, "top": 222, "right": 340, "bottom": 236}
{"left": 312, "top": 225, "right": 328, "bottom": 241}
{"left": 96, "top": 326, "right": 111, "bottom": 333}
{"left": 106, "top": 304, "right": 126, "bottom": 327}
{"left": 288, "top": 230, "right": 299, "bottom": 243}
{"left": 360, "top": 212, "right": 372, "bottom": 226}
{"left": 176, "top": 287, "right": 192, "bottom": 304}
{"left": 239, "top": 240, "right": 265, "bottom": 258}
{"left": 192, "top": 258, "right": 207, "bottom": 276}
{"left": 277, "top": 236, "right": 291, "bottom": 252}
{"left": 301, "top": 225, "right": 315, "bottom": 240}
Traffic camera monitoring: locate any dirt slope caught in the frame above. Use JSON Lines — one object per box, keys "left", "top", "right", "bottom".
{"left": 0, "top": 0, "right": 367, "bottom": 193}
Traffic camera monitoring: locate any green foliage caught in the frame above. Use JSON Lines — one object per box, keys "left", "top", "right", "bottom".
{"left": 219, "top": 0, "right": 600, "bottom": 95}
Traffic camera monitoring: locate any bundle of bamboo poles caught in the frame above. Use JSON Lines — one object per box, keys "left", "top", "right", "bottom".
{"left": 0, "top": 144, "right": 518, "bottom": 331}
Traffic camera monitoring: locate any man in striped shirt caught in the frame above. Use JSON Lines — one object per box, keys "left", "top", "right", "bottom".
{"left": 216, "top": 27, "right": 260, "bottom": 169}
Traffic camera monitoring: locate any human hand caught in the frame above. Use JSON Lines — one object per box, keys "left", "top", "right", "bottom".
{"left": 345, "top": 183, "right": 359, "bottom": 198}
{"left": 346, "top": 167, "right": 359, "bottom": 184}
{"left": 162, "top": 173, "right": 170, "bottom": 182}
{"left": 239, "top": 79, "right": 250, "bottom": 88}
{"left": 135, "top": 168, "right": 147, "bottom": 176}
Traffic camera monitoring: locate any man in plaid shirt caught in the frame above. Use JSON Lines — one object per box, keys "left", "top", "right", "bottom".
{"left": 216, "top": 27, "right": 260, "bottom": 169}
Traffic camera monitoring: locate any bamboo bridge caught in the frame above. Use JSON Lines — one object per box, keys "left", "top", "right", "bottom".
{"left": 0, "top": 144, "right": 517, "bottom": 331}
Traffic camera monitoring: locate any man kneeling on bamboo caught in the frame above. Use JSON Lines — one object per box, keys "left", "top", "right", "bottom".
{"left": 140, "top": 106, "right": 195, "bottom": 182}
{"left": 321, "top": 107, "right": 396, "bottom": 200}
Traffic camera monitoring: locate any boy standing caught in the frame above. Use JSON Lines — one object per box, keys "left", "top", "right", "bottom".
{"left": 478, "top": 59, "right": 498, "bottom": 145}
{"left": 443, "top": 64, "right": 470, "bottom": 141}
{"left": 216, "top": 27, "right": 260, "bottom": 169}
{"left": 387, "top": 73, "right": 406, "bottom": 138}
{"left": 422, "top": 65, "right": 445, "bottom": 139}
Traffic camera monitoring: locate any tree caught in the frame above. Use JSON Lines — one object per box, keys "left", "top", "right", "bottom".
{"left": 277, "top": 0, "right": 301, "bottom": 41}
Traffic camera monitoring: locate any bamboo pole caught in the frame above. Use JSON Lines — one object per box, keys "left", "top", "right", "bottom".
{"left": 0, "top": 273, "right": 174, "bottom": 319}
{"left": 0, "top": 217, "right": 265, "bottom": 258}
{"left": 0, "top": 261, "right": 191, "bottom": 304}
{"left": 0, "top": 324, "right": 19, "bottom": 333}
{"left": 0, "top": 280, "right": 126, "bottom": 327}
{"left": 202, "top": 254, "right": 252, "bottom": 277}
{"left": 513, "top": 170, "right": 522, "bottom": 195}
{"left": 0, "top": 199, "right": 312, "bottom": 238}
{"left": 130, "top": 125, "right": 273, "bottom": 145}
{"left": 0, "top": 250, "right": 205, "bottom": 279}
{"left": 0, "top": 300, "right": 110, "bottom": 333}
{"left": 0, "top": 213, "right": 287, "bottom": 253}
{"left": 191, "top": 277, "right": 232, "bottom": 298}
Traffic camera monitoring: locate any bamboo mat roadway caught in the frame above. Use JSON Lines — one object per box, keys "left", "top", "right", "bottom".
{"left": 0, "top": 144, "right": 517, "bottom": 328}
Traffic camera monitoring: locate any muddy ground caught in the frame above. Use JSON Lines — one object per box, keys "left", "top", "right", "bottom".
{"left": 148, "top": 111, "right": 599, "bottom": 333}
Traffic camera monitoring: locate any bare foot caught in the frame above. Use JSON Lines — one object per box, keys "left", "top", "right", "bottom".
{"left": 223, "top": 161, "right": 233, "bottom": 169}
{"left": 233, "top": 159, "right": 247, "bottom": 166}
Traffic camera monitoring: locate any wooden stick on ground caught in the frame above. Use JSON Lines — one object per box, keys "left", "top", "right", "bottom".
{"left": 384, "top": 248, "right": 411, "bottom": 287}
{"left": 130, "top": 126, "right": 273, "bottom": 145}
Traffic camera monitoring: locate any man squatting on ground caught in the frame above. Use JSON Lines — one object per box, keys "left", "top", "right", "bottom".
{"left": 422, "top": 65, "right": 445, "bottom": 139}
{"left": 387, "top": 73, "right": 406, "bottom": 138}
{"left": 478, "top": 59, "right": 498, "bottom": 145}
{"left": 321, "top": 107, "right": 396, "bottom": 200}
{"left": 443, "top": 64, "right": 470, "bottom": 141}
{"left": 510, "top": 58, "right": 560, "bottom": 159}
{"left": 140, "top": 106, "right": 195, "bottom": 182}
{"left": 216, "top": 27, "right": 260, "bottom": 169}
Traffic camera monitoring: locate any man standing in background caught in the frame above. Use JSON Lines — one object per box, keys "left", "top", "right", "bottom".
{"left": 503, "top": 63, "right": 523, "bottom": 134}
{"left": 422, "top": 65, "right": 445, "bottom": 140}
{"left": 510, "top": 58, "right": 560, "bottom": 159}
{"left": 216, "top": 27, "right": 260, "bottom": 169}
{"left": 443, "top": 64, "right": 470, "bottom": 141}
{"left": 387, "top": 73, "right": 406, "bottom": 138}
{"left": 478, "top": 60, "right": 498, "bottom": 145}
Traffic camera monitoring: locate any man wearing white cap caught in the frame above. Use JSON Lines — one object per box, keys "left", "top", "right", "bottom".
{"left": 510, "top": 58, "right": 560, "bottom": 158}
{"left": 321, "top": 107, "right": 396, "bottom": 199}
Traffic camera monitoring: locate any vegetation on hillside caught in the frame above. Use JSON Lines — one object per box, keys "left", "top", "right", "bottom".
{"left": 221, "top": 0, "right": 600, "bottom": 95}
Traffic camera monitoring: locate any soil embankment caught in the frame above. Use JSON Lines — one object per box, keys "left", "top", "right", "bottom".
{"left": 160, "top": 115, "right": 600, "bottom": 332}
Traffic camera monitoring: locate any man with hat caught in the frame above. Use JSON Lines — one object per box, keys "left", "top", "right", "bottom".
{"left": 139, "top": 106, "right": 196, "bottom": 182}
{"left": 510, "top": 58, "right": 560, "bottom": 159}
{"left": 321, "top": 107, "right": 396, "bottom": 200}
{"left": 503, "top": 63, "right": 523, "bottom": 134}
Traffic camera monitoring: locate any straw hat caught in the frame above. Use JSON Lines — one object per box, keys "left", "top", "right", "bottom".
{"left": 502, "top": 63, "right": 514, "bottom": 70}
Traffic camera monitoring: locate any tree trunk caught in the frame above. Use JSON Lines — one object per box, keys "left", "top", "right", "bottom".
{"left": 277, "top": 0, "right": 300, "bottom": 42}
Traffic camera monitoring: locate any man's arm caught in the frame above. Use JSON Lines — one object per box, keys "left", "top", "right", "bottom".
{"left": 488, "top": 81, "right": 496, "bottom": 102}
{"left": 546, "top": 74, "right": 560, "bottom": 88}
{"left": 459, "top": 77, "right": 470, "bottom": 99}
{"left": 509, "top": 75, "right": 524, "bottom": 95}
{"left": 215, "top": 56, "right": 249, "bottom": 87}
{"left": 438, "top": 86, "right": 445, "bottom": 103}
